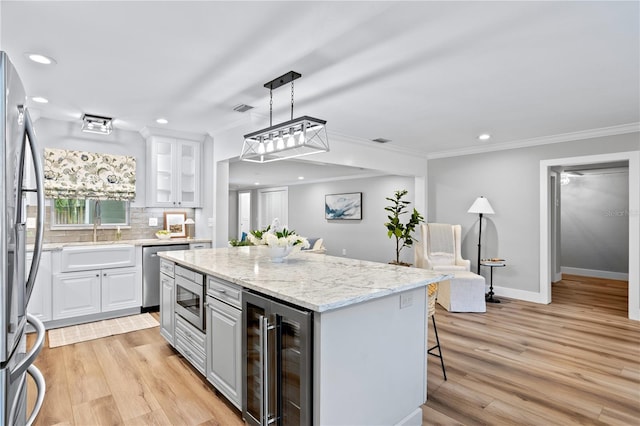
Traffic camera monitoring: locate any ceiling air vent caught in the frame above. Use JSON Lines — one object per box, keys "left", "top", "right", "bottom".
{"left": 371, "top": 138, "right": 391, "bottom": 143}
{"left": 233, "top": 104, "right": 254, "bottom": 113}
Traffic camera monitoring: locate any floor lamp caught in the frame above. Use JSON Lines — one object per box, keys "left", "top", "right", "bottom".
{"left": 468, "top": 196, "right": 495, "bottom": 274}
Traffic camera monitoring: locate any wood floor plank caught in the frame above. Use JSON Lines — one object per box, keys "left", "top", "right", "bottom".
{"left": 72, "top": 395, "right": 123, "bottom": 425}
{"left": 62, "top": 341, "right": 111, "bottom": 404}
{"left": 91, "top": 337, "right": 162, "bottom": 421}
{"left": 27, "top": 342, "right": 74, "bottom": 425}
{"left": 123, "top": 409, "right": 174, "bottom": 426}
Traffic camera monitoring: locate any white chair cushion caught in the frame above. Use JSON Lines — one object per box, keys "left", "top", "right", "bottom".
{"left": 432, "top": 264, "right": 469, "bottom": 272}
{"left": 429, "top": 252, "right": 455, "bottom": 266}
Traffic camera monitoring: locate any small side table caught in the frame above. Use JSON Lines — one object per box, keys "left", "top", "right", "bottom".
{"left": 480, "top": 260, "right": 506, "bottom": 303}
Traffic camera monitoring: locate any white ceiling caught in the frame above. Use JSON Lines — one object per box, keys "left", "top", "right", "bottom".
{"left": 1, "top": 1, "right": 638, "bottom": 187}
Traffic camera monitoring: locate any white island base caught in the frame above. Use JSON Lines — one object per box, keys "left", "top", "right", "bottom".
{"left": 314, "top": 286, "right": 427, "bottom": 425}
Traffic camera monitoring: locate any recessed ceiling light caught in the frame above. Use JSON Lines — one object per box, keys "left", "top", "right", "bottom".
{"left": 25, "top": 53, "right": 57, "bottom": 65}
{"left": 156, "top": 118, "right": 168, "bottom": 124}
{"left": 31, "top": 96, "right": 49, "bottom": 104}
{"left": 478, "top": 133, "right": 491, "bottom": 141}
{"left": 298, "top": 176, "right": 305, "bottom": 180}
{"left": 254, "top": 182, "right": 260, "bottom": 185}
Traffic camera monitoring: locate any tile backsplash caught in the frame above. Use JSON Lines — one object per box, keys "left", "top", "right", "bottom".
{"left": 27, "top": 206, "right": 195, "bottom": 244}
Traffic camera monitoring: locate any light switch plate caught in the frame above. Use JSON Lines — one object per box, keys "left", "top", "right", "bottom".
{"left": 149, "top": 217, "right": 158, "bottom": 226}
{"left": 26, "top": 217, "right": 36, "bottom": 229}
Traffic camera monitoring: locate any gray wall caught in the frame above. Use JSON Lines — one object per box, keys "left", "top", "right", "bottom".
{"left": 561, "top": 170, "right": 629, "bottom": 273}
{"left": 288, "top": 175, "right": 416, "bottom": 264}
{"left": 428, "top": 132, "right": 639, "bottom": 294}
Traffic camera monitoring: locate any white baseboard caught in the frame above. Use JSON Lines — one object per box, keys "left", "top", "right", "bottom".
{"left": 493, "top": 286, "right": 549, "bottom": 304}
{"left": 394, "top": 408, "right": 422, "bottom": 426}
{"left": 561, "top": 267, "right": 629, "bottom": 281}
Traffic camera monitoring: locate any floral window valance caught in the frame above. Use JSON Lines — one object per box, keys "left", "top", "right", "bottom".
{"left": 43, "top": 148, "right": 136, "bottom": 201}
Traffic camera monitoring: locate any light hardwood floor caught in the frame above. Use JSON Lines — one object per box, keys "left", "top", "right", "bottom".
{"left": 27, "top": 312, "right": 243, "bottom": 426}
{"left": 27, "top": 275, "right": 639, "bottom": 425}
{"left": 423, "top": 275, "right": 640, "bottom": 425}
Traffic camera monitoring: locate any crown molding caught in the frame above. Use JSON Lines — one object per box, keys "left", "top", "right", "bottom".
{"left": 427, "top": 123, "right": 640, "bottom": 160}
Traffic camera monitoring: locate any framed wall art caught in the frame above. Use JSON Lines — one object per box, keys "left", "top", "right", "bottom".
{"left": 325, "top": 192, "right": 362, "bottom": 220}
{"left": 164, "top": 212, "right": 187, "bottom": 237}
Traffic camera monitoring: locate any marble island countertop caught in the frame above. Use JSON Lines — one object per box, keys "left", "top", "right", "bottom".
{"left": 159, "top": 246, "right": 451, "bottom": 312}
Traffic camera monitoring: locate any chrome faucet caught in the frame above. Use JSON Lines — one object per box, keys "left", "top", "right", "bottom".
{"left": 93, "top": 200, "right": 101, "bottom": 242}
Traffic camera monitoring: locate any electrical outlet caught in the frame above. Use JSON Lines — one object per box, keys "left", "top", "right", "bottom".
{"left": 208, "top": 217, "right": 214, "bottom": 227}
{"left": 342, "top": 248, "right": 347, "bottom": 256}
{"left": 400, "top": 293, "right": 413, "bottom": 309}
{"left": 149, "top": 217, "right": 158, "bottom": 226}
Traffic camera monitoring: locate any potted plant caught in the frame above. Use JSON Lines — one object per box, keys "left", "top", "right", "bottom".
{"left": 384, "top": 189, "right": 424, "bottom": 266}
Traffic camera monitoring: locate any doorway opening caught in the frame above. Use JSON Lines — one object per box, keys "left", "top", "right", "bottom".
{"left": 540, "top": 151, "right": 639, "bottom": 320}
{"left": 238, "top": 191, "right": 251, "bottom": 241}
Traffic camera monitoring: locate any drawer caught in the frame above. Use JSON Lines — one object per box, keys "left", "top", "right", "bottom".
{"left": 175, "top": 315, "right": 206, "bottom": 350}
{"left": 189, "top": 243, "right": 210, "bottom": 250}
{"left": 207, "top": 276, "right": 242, "bottom": 309}
{"left": 175, "top": 333, "right": 206, "bottom": 375}
{"left": 175, "top": 265, "right": 203, "bottom": 284}
{"left": 160, "top": 259, "right": 174, "bottom": 278}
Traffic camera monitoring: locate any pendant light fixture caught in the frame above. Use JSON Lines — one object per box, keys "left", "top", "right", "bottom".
{"left": 240, "top": 71, "right": 329, "bottom": 163}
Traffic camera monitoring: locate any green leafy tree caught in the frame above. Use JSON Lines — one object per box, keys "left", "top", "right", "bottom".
{"left": 384, "top": 190, "right": 424, "bottom": 265}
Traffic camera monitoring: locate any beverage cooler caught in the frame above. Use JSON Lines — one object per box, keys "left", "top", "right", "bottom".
{"left": 242, "top": 291, "right": 312, "bottom": 426}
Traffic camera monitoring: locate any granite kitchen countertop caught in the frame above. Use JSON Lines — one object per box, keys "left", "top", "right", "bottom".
{"left": 159, "top": 246, "right": 450, "bottom": 312}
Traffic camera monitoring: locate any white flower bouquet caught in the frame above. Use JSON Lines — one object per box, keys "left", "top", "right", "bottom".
{"left": 248, "top": 226, "right": 310, "bottom": 250}
{"left": 248, "top": 220, "right": 310, "bottom": 262}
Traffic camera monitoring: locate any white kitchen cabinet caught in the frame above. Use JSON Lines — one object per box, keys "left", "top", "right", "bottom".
{"left": 26, "top": 251, "right": 52, "bottom": 323}
{"left": 53, "top": 266, "right": 139, "bottom": 320}
{"left": 52, "top": 270, "right": 102, "bottom": 319}
{"left": 101, "top": 266, "right": 140, "bottom": 312}
{"left": 146, "top": 136, "right": 201, "bottom": 208}
{"left": 160, "top": 270, "right": 175, "bottom": 345}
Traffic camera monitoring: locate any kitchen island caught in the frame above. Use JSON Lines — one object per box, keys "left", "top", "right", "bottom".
{"left": 159, "top": 246, "right": 449, "bottom": 426}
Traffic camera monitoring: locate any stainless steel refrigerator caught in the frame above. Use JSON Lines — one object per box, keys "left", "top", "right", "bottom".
{"left": 0, "top": 51, "right": 46, "bottom": 426}
{"left": 242, "top": 291, "right": 313, "bottom": 426}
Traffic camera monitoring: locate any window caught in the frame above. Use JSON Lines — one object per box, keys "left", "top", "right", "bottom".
{"left": 51, "top": 199, "right": 129, "bottom": 228}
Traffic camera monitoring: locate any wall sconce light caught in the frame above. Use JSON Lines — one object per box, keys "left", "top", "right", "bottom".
{"left": 82, "top": 114, "right": 113, "bottom": 135}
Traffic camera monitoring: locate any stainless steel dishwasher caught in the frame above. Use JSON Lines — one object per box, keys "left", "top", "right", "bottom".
{"left": 142, "top": 244, "right": 190, "bottom": 310}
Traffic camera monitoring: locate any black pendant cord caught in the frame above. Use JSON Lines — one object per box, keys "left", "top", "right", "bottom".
{"left": 269, "top": 89, "right": 273, "bottom": 127}
{"left": 291, "top": 80, "right": 294, "bottom": 121}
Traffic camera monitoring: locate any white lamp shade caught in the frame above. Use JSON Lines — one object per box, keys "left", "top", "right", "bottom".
{"left": 468, "top": 196, "right": 495, "bottom": 215}
{"left": 184, "top": 218, "right": 195, "bottom": 224}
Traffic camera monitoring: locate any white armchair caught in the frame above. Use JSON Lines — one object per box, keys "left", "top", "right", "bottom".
{"left": 414, "top": 223, "right": 471, "bottom": 272}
